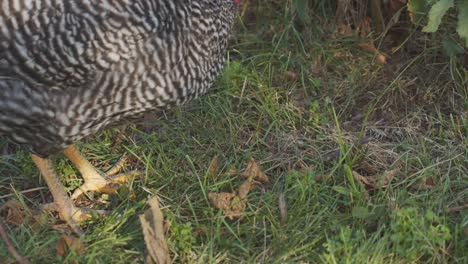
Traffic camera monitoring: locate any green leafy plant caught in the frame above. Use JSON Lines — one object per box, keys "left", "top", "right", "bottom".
{"left": 390, "top": 208, "right": 451, "bottom": 261}
{"left": 409, "top": 0, "right": 468, "bottom": 46}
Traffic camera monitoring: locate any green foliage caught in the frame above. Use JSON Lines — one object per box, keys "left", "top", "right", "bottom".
{"left": 321, "top": 227, "right": 365, "bottom": 263}
{"left": 390, "top": 208, "right": 451, "bottom": 261}
{"left": 456, "top": 0, "right": 468, "bottom": 45}
{"left": 408, "top": 0, "right": 436, "bottom": 23}
{"left": 422, "top": 0, "right": 454, "bottom": 33}
{"left": 411, "top": 0, "right": 468, "bottom": 46}
{"left": 167, "top": 219, "right": 196, "bottom": 254}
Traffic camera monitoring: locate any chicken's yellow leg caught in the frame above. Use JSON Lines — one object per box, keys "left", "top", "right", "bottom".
{"left": 31, "top": 155, "right": 87, "bottom": 235}
{"left": 63, "top": 145, "right": 140, "bottom": 200}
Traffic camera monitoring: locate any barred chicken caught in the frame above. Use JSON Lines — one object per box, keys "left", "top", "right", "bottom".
{"left": 0, "top": 0, "right": 239, "bottom": 234}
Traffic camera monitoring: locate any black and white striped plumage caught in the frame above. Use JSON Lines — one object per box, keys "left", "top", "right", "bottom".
{"left": 0, "top": 0, "right": 238, "bottom": 156}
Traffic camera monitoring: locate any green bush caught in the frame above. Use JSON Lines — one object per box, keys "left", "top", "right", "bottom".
{"left": 410, "top": 0, "right": 468, "bottom": 46}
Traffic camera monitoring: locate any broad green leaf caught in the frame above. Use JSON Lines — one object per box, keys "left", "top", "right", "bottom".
{"left": 457, "top": 1, "right": 468, "bottom": 46}
{"left": 442, "top": 38, "right": 464, "bottom": 56}
{"left": 423, "top": 0, "right": 454, "bottom": 32}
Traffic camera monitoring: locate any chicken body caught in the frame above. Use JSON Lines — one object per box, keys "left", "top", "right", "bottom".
{"left": 0, "top": 0, "right": 238, "bottom": 234}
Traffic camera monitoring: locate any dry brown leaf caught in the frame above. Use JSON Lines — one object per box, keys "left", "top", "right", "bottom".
{"left": 358, "top": 42, "right": 378, "bottom": 54}
{"left": 278, "top": 193, "right": 288, "bottom": 224}
{"left": 241, "top": 158, "right": 270, "bottom": 183}
{"left": 55, "top": 235, "right": 86, "bottom": 257}
{"left": 337, "top": 23, "right": 353, "bottom": 36}
{"left": 139, "top": 196, "right": 170, "bottom": 264}
{"left": 0, "top": 201, "right": 32, "bottom": 226}
{"left": 228, "top": 196, "right": 246, "bottom": 219}
{"left": 207, "top": 156, "right": 219, "bottom": 176}
{"left": 353, "top": 170, "right": 372, "bottom": 186}
{"left": 353, "top": 168, "right": 398, "bottom": 190}
{"left": 208, "top": 192, "right": 236, "bottom": 210}
{"left": 447, "top": 204, "right": 468, "bottom": 213}
{"left": 237, "top": 180, "right": 253, "bottom": 199}
{"left": 225, "top": 167, "right": 238, "bottom": 177}
{"left": 209, "top": 158, "right": 270, "bottom": 220}
{"left": 358, "top": 160, "right": 379, "bottom": 175}
{"left": 357, "top": 42, "right": 387, "bottom": 65}
{"left": 208, "top": 192, "right": 246, "bottom": 220}
{"left": 380, "top": 169, "right": 399, "bottom": 187}
{"left": 413, "top": 177, "right": 435, "bottom": 191}
{"left": 357, "top": 17, "right": 372, "bottom": 38}
{"left": 376, "top": 53, "right": 387, "bottom": 65}
{"left": 286, "top": 70, "right": 297, "bottom": 81}
{"left": 314, "top": 174, "right": 324, "bottom": 182}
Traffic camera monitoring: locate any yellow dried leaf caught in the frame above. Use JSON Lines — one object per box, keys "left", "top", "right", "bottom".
{"left": 376, "top": 53, "right": 387, "bottom": 65}
{"left": 207, "top": 156, "right": 219, "bottom": 176}
{"left": 337, "top": 23, "right": 353, "bottom": 36}
{"left": 286, "top": 70, "right": 298, "bottom": 81}
{"left": 241, "top": 158, "right": 270, "bottom": 183}
{"left": 208, "top": 192, "right": 236, "bottom": 210}
{"left": 353, "top": 168, "right": 398, "bottom": 190}
{"left": 358, "top": 160, "right": 379, "bottom": 175}
{"left": 55, "top": 235, "right": 86, "bottom": 257}
{"left": 353, "top": 170, "right": 372, "bottom": 186}
{"left": 237, "top": 180, "right": 253, "bottom": 199}
{"left": 358, "top": 42, "right": 378, "bottom": 54}
{"left": 0, "top": 201, "right": 32, "bottom": 226}
{"left": 208, "top": 192, "right": 246, "bottom": 220}
{"left": 227, "top": 196, "right": 246, "bottom": 220}
{"left": 139, "top": 196, "right": 170, "bottom": 264}
{"left": 413, "top": 177, "right": 435, "bottom": 191}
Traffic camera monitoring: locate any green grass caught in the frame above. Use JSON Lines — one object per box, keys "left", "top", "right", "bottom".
{"left": 1, "top": 0, "right": 467, "bottom": 263}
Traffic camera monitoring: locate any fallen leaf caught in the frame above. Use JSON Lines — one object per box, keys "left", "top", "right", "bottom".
{"left": 353, "top": 168, "right": 398, "bottom": 190}
{"left": 208, "top": 192, "right": 236, "bottom": 210}
{"left": 314, "top": 174, "right": 324, "bottom": 182}
{"left": 225, "top": 167, "right": 238, "bottom": 177}
{"left": 139, "top": 196, "right": 170, "bottom": 264}
{"left": 358, "top": 160, "right": 379, "bottom": 175}
{"left": 207, "top": 156, "right": 219, "bottom": 176}
{"left": 425, "top": 177, "right": 435, "bottom": 187}
{"left": 358, "top": 42, "right": 378, "bottom": 53}
{"left": 413, "top": 177, "right": 435, "bottom": 191}
{"left": 357, "top": 42, "right": 387, "bottom": 65}
{"left": 0, "top": 201, "right": 32, "bottom": 226}
{"left": 353, "top": 170, "right": 372, "bottom": 186}
{"left": 376, "top": 53, "right": 387, "bottom": 65}
{"left": 278, "top": 193, "right": 288, "bottom": 224}
{"left": 357, "top": 17, "right": 372, "bottom": 38}
{"left": 208, "top": 192, "right": 246, "bottom": 220}
{"left": 241, "top": 158, "right": 270, "bottom": 183}
{"left": 55, "top": 235, "right": 86, "bottom": 257}
{"left": 447, "top": 204, "right": 468, "bottom": 213}
{"left": 380, "top": 169, "right": 399, "bottom": 187}
{"left": 237, "top": 180, "right": 253, "bottom": 199}
{"left": 337, "top": 23, "right": 353, "bottom": 36}
{"left": 286, "top": 70, "right": 297, "bottom": 81}
{"left": 228, "top": 196, "right": 246, "bottom": 219}
{"left": 209, "top": 158, "right": 270, "bottom": 220}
